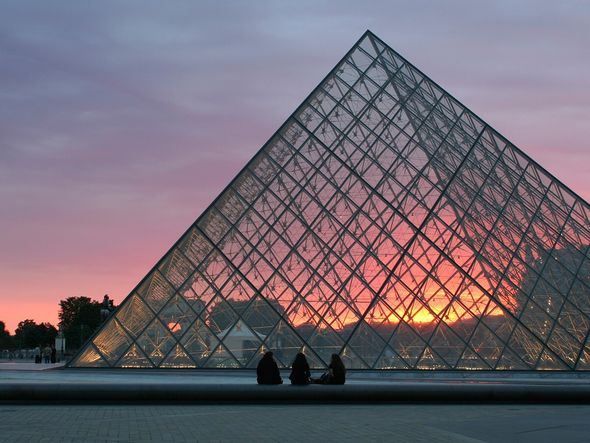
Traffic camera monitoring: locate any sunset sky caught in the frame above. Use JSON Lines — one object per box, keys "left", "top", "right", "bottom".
{"left": 1, "top": 1, "right": 589, "bottom": 334}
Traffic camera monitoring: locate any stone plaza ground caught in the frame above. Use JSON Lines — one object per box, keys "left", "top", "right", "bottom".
{"left": 1, "top": 403, "right": 589, "bottom": 442}
{"left": 1, "top": 364, "right": 589, "bottom": 442}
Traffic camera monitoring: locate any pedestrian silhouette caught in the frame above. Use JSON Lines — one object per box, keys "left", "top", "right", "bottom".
{"left": 101, "top": 294, "right": 111, "bottom": 321}
{"left": 315, "top": 353, "right": 346, "bottom": 385}
{"left": 42, "top": 345, "right": 51, "bottom": 364}
{"left": 289, "top": 352, "right": 311, "bottom": 385}
{"left": 256, "top": 351, "right": 283, "bottom": 385}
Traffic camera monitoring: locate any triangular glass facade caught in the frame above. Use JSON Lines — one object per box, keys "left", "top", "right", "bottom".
{"left": 70, "top": 31, "right": 590, "bottom": 370}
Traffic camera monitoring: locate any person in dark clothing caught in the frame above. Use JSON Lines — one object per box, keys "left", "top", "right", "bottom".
{"left": 256, "top": 351, "right": 283, "bottom": 385}
{"left": 328, "top": 353, "right": 346, "bottom": 384}
{"left": 289, "top": 353, "right": 311, "bottom": 385}
{"left": 315, "top": 353, "right": 346, "bottom": 385}
{"left": 101, "top": 294, "right": 111, "bottom": 321}
{"left": 42, "top": 345, "right": 51, "bottom": 364}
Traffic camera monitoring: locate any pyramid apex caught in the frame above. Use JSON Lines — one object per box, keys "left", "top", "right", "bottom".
{"left": 360, "top": 29, "right": 377, "bottom": 40}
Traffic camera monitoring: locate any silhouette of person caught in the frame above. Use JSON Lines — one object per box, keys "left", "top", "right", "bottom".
{"left": 42, "top": 345, "right": 51, "bottom": 364}
{"left": 316, "top": 353, "right": 346, "bottom": 385}
{"left": 328, "top": 353, "right": 346, "bottom": 384}
{"left": 256, "top": 351, "right": 283, "bottom": 385}
{"left": 101, "top": 294, "right": 111, "bottom": 321}
{"left": 289, "top": 352, "right": 311, "bottom": 385}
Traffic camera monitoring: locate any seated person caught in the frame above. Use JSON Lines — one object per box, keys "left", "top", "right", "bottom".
{"left": 256, "top": 351, "right": 283, "bottom": 385}
{"left": 289, "top": 353, "right": 311, "bottom": 385}
{"left": 315, "top": 353, "right": 346, "bottom": 385}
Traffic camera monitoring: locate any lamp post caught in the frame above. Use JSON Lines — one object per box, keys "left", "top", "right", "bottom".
{"left": 55, "top": 328, "right": 65, "bottom": 363}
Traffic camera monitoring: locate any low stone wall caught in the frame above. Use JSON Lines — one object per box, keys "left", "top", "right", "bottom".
{"left": 2, "top": 382, "right": 590, "bottom": 404}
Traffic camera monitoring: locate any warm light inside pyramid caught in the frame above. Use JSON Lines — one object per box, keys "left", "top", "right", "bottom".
{"left": 71, "top": 31, "right": 590, "bottom": 371}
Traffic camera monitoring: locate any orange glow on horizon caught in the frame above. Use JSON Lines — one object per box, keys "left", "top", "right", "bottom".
{"left": 286, "top": 288, "right": 506, "bottom": 331}
{"left": 284, "top": 260, "right": 511, "bottom": 331}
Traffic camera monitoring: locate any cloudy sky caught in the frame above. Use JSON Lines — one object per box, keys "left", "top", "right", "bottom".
{"left": 1, "top": 0, "right": 589, "bottom": 333}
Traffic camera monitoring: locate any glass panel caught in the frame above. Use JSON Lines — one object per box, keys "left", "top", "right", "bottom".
{"left": 456, "top": 347, "right": 491, "bottom": 370}
{"left": 137, "top": 318, "right": 177, "bottom": 367}
{"left": 70, "top": 345, "right": 108, "bottom": 368}
{"left": 341, "top": 345, "right": 370, "bottom": 369}
{"left": 346, "top": 321, "right": 387, "bottom": 368}
{"left": 115, "top": 294, "right": 153, "bottom": 338}
{"left": 218, "top": 319, "right": 264, "bottom": 367}
{"left": 158, "top": 293, "right": 198, "bottom": 339}
{"left": 388, "top": 322, "right": 428, "bottom": 368}
{"left": 136, "top": 271, "right": 175, "bottom": 313}
{"left": 204, "top": 343, "right": 241, "bottom": 368}
{"left": 177, "top": 227, "right": 213, "bottom": 266}
{"left": 118, "top": 344, "right": 153, "bottom": 368}
{"left": 180, "top": 320, "right": 218, "bottom": 367}
{"left": 158, "top": 249, "right": 195, "bottom": 290}
{"left": 547, "top": 325, "right": 580, "bottom": 368}
{"left": 92, "top": 319, "right": 133, "bottom": 365}
{"left": 374, "top": 346, "right": 410, "bottom": 369}
{"left": 160, "top": 344, "right": 197, "bottom": 368}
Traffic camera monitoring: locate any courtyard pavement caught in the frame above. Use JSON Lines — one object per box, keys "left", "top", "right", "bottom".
{"left": 0, "top": 403, "right": 588, "bottom": 442}
{"left": 0, "top": 361, "right": 65, "bottom": 371}
{"left": 1, "top": 368, "right": 589, "bottom": 441}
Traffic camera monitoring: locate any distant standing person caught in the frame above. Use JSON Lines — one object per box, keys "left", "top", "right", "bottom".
{"left": 289, "top": 353, "right": 311, "bottom": 385}
{"left": 256, "top": 351, "right": 283, "bottom": 385}
{"left": 315, "top": 354, "right": 346, "bottom": 385}
{"left": 42, "top": 345, "right": 52, "bottom": 364}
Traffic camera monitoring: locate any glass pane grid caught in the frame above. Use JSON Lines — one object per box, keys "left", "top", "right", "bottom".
{"left": 71, "top": 32, "right": 590, "bottom": 370}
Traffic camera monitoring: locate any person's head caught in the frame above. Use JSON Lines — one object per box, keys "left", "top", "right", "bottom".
{"left": 263, "top": 351, "right": 274, "bottom": 360}
{"left": 293, "top": 352, "right": 307, "bottom": 366}
{"left": 331, "top": 353, "right": 343, "bottom": 367}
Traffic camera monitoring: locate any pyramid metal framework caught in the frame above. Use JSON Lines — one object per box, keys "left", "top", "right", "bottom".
{"left": 70, "top": 31, "right": 590, "bottom": 370}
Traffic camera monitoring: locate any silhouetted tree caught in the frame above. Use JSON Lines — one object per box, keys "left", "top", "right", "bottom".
{"left": 58, "top": 296, "right": 101, "bottom": 350}
{"left": 14, "top": 320, "right": 57, "bottom": 348}
{"left": 0, "top": 321, "right": 13, "bottom": 349}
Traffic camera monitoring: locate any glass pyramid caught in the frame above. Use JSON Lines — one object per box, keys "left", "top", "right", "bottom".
{"left": 70, "top": 31, "right": 590, "bottom": 370}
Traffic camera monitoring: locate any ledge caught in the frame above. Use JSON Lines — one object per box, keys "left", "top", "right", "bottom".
{"left": 2, "top": 382, "right": 590, "bottom": 404}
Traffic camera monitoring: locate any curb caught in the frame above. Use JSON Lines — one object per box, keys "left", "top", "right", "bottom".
{"left": 2, "top": 382, "right": 590, "bottom": 404}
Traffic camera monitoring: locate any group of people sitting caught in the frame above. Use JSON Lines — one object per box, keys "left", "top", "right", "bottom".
{"left": 256, "top": 351, "right": 346, "bottom": 385}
